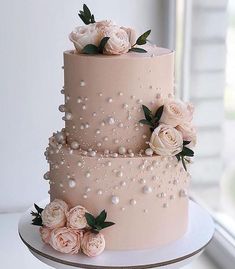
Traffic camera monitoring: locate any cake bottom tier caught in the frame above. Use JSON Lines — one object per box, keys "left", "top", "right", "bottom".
{"left": 47, "top": 145, "right": 190, "bottom": 250}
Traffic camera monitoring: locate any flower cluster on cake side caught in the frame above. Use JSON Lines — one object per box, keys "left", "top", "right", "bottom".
{"left": 31, "top": 200, "right": 115, "bottom": 257}
{"left": 69, "top": 4, "right": 151, "bottom": 55}
{"left": 139, "top": 99, "right": 196, "bottom": 170}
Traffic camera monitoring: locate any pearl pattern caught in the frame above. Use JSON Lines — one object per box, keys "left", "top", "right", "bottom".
{"left": 111, "top": 195, "right": 120, "bottom": 205}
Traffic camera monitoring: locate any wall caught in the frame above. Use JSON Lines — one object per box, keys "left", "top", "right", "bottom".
{"left": 0, "top": 0, "right": 166, "bottom": 212}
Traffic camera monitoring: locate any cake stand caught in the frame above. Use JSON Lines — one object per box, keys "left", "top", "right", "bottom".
{"left": 19, "top": 200, "right": 214, "bottom": 269}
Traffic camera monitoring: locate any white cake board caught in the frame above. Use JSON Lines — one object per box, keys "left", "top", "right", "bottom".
{"left": 19, "top": 200, "right": 214, "bottom": 269}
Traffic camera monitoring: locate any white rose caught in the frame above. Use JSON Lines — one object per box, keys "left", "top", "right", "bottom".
{"left": 121, "top": 27, "right": 137, "bottom": 46}
{"left": 149, "top": 124, "right": 183, "bottom": 156}
{"left": 41, "top": 199, "right": 68, "bottom": 229}
{"left": 66, "top": 205, "right": 89, "bottom": 229}
{"left": 160, "top": 99, "right": 194, "bottom": 127}
{"left": 176, "top": 123, "right": 197, "bottom": 148}
{"left": 81, "top": 231, "right": 105, "bottom": 257}
{"left": 99, "top": 25, "right": 131, "bottom": 55}
{"left": 69, "top": 24, "right": 100, "bottom": 53}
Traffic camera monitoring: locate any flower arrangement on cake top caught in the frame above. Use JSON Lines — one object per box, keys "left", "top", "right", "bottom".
{"left": 31, "top": 199, "right": 115, "bottom": 257}
{"left": 69, "top": 4, "right": 151, "bottom": 55}
{"left": 140, "top": 99, "right": 196, "bottom": 170}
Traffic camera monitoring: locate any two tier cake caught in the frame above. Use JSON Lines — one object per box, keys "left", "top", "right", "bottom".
{"left": 31, "top": 4, "right": 196, "bottom": 257}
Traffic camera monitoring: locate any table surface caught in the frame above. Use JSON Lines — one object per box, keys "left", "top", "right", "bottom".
{"left": 18, "top": 200, "right": 215, "bottom": 269}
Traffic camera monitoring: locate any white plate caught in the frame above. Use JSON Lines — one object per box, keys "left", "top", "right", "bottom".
{"left": 19, "top": 200, "right": 214, "bottom": 269}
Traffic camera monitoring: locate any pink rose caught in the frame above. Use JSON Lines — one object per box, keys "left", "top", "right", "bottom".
{"left": 149, "top": 124, "right": 183, "bottom": 156}
{"left": 81, "top": 231, "right": 105, "bottom": 257}
{"left": 67, "top": 205, "right": 89, "bottom": 229}
{"left": 40, "top": 227, "right": 52, "bottom": 244}
{"left": 69, "top": 24, "right": 100, "bottom": 53}
{"left": 49, "top": 227, "right": 81, "bottom": 254}
{"left": 121, "top": 27, "right": 137, "bottom": 46}
{"left": 98, "top": 25, "right": 131, "bottom": 55}
{"left": 176, "top": 123, "right": 197, "bottom": 148}
{"left": 160, "top": 99, "right": 194, "bottom": 127}
{"left": 41, "top": 199, "right": 68, "bottom": 229}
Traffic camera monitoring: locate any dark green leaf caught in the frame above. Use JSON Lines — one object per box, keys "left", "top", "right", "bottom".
{"left": 129, "top": 47, "right": 147, "bottom": 53}
{"left": 176, "top": 154, "right": 181, "bottom": 161}
{"left": 98, "top": 37, "right": 110, "bottom": 53}
{"left": 154, "top": 105, "right": 164, "bottom": 121}
{"left": 82, "top": 44, "right": 99, "bottom": 54}
{"left": 91, "top": 14, "right": 95, "bottom": 23}
{"left": 150, "top": 127, "right": 154, "bottom": 132}
{"left": 101, "top": 221, "right": 115, "bottom": 229}
{"left": 85, "top": 212, "right": 96, "bottom": 227}
{"left": 182, "top": 147, "right": 194, "bottom": 157}
{"left": 139, "top": 119, "right": 153, "bottom": 127}
{"left": 93, "top": 224, "right": 102, "bottom": 231}
{"left": 34, "top": 203, "right": 43, "bottom": 214}
{"left": 136, "top": 30, "right": 151, "bottom": 45}
{"left": 142, "top": 105, "right": 152, "bottom": 121}
{"left": 78, "top": 14, "right": 89, "bottom": 25}
{"left": 95, "top": 210, "right": 107, "bottom": 224}
{"left": 32, "top": 216, "right": 43, "bottom": 226}
{"left": 181, "top": 157, "right": 187, "bottom": 171}
{"left": 83, "top": 4, "right": 91, "bottom": 19}
{"left": 183, "top": 141, "right": 191, "bottom": 146}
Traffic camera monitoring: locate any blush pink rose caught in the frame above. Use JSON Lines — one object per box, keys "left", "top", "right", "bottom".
{"left": 49, "top": 227, "right": 81, "bottom": 254}
{"left": 40, "top": 227, "right": 52, "bottom": 244}
{"left": 69, "top": 24, "right": 100, "bottom": 53}
{"left": 67, "top": 205, "right": 89, "bottom": 229}
{"left": 149, "top": 124, "right": 183, "bottom": 156}
{"left": 98, "top": 24, "right": 131, "bottom": 55}
{"left": 176, "top": 123, "right": 197, "bottom": 148}
{"left": 41, "top": 199, "right": 68, "bottom": 229}
{"left": 81, "top": 231, "right": 105, "bottom": 257}
{"left": 160, "top": 99, "right": 194, "bottom": 127}
{"left": 121, "top": 26, "right": 137, "bottom": 46}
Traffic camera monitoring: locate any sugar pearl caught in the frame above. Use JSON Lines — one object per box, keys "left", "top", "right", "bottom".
{"left": 130, "top": 199, "right": 137, "bottom": 206}
{"left": 108, "top": 98, "right": 113, "bottom": 103}
{"left": 54, "top": 132, "right": 66, "bottom": 144}
{"left": 70, "top": 141, "right": 79, "bottom": 150}
{"left": 85, "top": 172, "right": 91, "bottom": 178}
{"left": 82, "top": 105, "right": 86, "bottom": 110}
{"left": 145, "top": 148, "right": 153, "bottom": 156}
{"left": 80, "top": 80, "right": 85, "bottom": 87}
{"left": 96, "top": 129, "right": 101, "bottom": 134}
{"left": 68, "top": 179, "right": 76, "bottom": 188}
{"left": 111, "top": 195, "right": 119, "bottom": 205}
{"left": 107, "top": 116, "right": 115, "bottom": 125}
{"left": 43, "top": 172, "right": 50, "bottom": 180}
{"left": 58, "top": 105, "right": 66, "bottom": 112}
{"left": 143, "top": 185, "right": 152, "bottom": 194}
{"left": 179, "top": 189, "right": 188, "bottom": 197}
{"left": 97, "top": 190, "right": 103, "bottom": 195}
{"left": 118, "top": 146, "right": 126, "bottom": 155}
{"left": 65, "top": 112, "right": 72, "bottom": 120}
{"left": 116, "top": 171, "right": 123, "bottom": 177}
{"left": 77, "top": 97, "right": 82, "bottom": 103}
{"left": 89, "top": 151, "right": 96, "bottom": 157}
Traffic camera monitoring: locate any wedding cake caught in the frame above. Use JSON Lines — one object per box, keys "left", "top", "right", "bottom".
{"left": 31, "top": 5, "right": 196, "bottom": 257}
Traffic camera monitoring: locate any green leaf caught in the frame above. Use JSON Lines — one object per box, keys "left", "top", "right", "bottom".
{"left": 101, "top": 221, "right": 115, "bottom": 229}
{"left": 98, "top": 37, "right": 110, "bottom": 53}
{"left": 142, "top": 105, "right": 152, "bottom": 121}
{"left": 32, "top": 216, "right": 43, "bottom": 226}
{"left": 34, "top": 203, "right": 43, "bottom": 214}
{"left": 85, "top": 212, "right": 96, "bottom": 227}
{"left": 183, "top": 141, "right": 191, "bottom": 146}
{"left": 182, "top": 147, "right": 194, "bottom": 157}
{"left": 139, "top": 119, "right": 153, "bottom": 127}
{"left": 95, "top": 210, "right": 107, "bottom": 224}
{"left": 136, "top": 30, "right": 151, "bottom": 45}
{"left": 176, "top": 154, "right": 181, "bottom": 162}
{"left": 154, "top": 105, "right": 164, "bottom": 121}
{"left": 129, "top": 47, "right": 147, "bottom": 53}
{"left": 83, "top": 4, "right": 91, "bottom": 19}
{"left": 181, "top": 157, "right": 187, "bottom": 171}
{"left": 82, "top": 44, "right": 99, "bottom": 54}
{"left": 78, "top": 4, "right": 96, "bottom": 25}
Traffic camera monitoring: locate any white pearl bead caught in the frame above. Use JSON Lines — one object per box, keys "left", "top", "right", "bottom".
{"left": 77, "top": 161, "right": 82, "bottom": 167}
{"left": 120, "top": 181, "right": 126, "bottom": 187}
{"left": 82, "top": 105, "right": 86, "bottom": 110}
{"left": 116, "top": 171, "right": 123, "bottom": 177}
{"left": 85, "top": 172, "right": 91, "bottom": 178}
{"left": 65, "top": 112, "right": 72, "bottom": 120}
{"left": 43, "top": 172, "right": 50, "bottom": 180}
{"left": 118, "top": 92, "right": 123, "bottom": 96}
{"left": 118, "top": 146, "right": 126, "bottom": 155}
{"left": 85, "top": 123, "right": 90, "bottom": 128}
{"left": 145, "top": 148, "right": 153, "bottom": 156}
{"left": 54, "top": 132, "right": 66, "bottom": 144}
{"left": 179, "top": 189, "right": 188, "bottom": 197}
{"left": 111, "top": 195, "right": 119, "bottom": 205}
{"left": 96, "top": 129, "right": 101, "bottom": 134}
{"left": 97, "top": 190, "right": 103, "bottom": 195}
{"left": 143, "top": 185, "right": 152, "bottom": 194}
{"left": 80, "top": 80, "right": 85, "bottom": 87}
{"left": 70, "top": 141, "right": 79, "bottom": 150}
{"left": 108, "top": 98, "right": 113, "bottom": 103}
{"left": 68, "top": 179, "right": 76, "bottom": 188}
{"left": 77, "top": 97, "right": 82, "bottom": 103}
{"left": 89, "top": 151, "right": 96, "bottom": 157}
{"left": 130, "top": 199, "right": 137, "bottom": 206}
{"left": 58, "top": 105, "right": 66, "bottom": 112}
{"left": 107, "top": 116, "right": 115, "bottom": 125}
